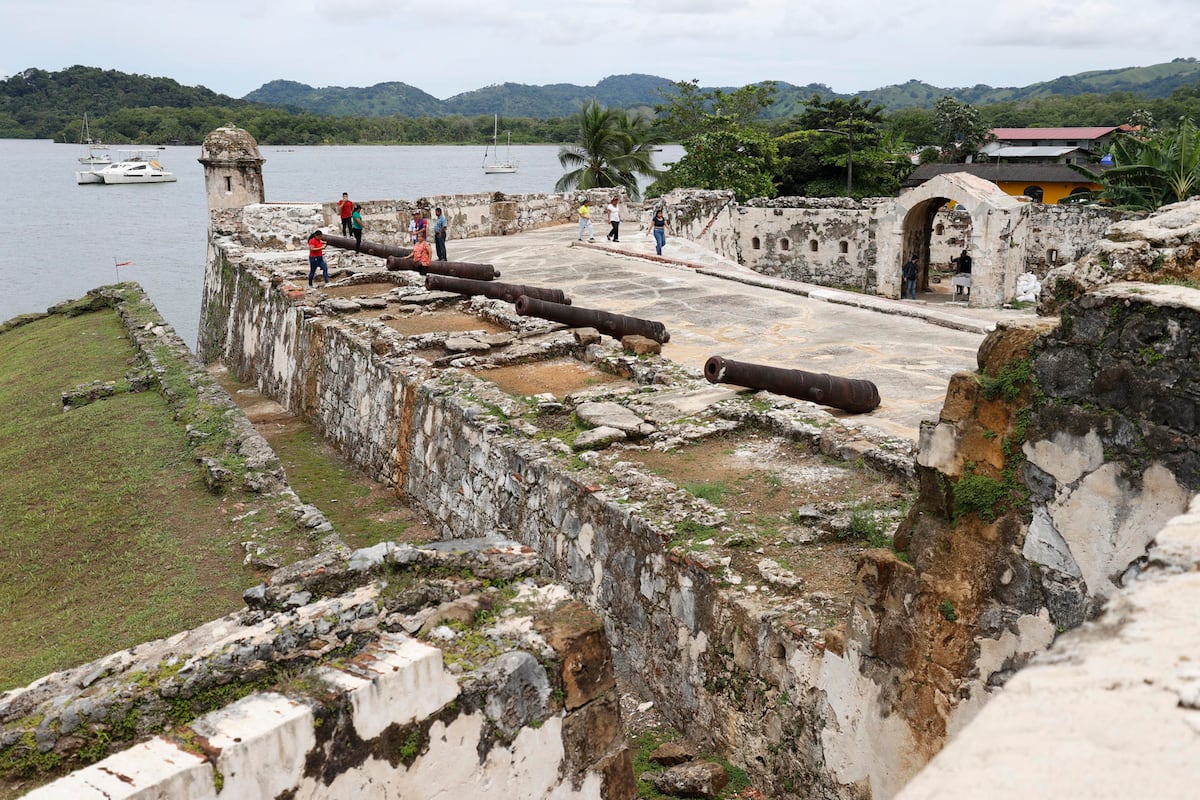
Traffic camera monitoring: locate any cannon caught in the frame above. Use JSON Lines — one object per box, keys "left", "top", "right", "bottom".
{"left": 514, "top": 296, "right": 669, "bottom": 344}
{"left": 703, "top": 355, "right": 880, "bottom": 414}
{"left": 321, "top": 234, "right": 411, "bottom": 259}
{"left": 424, "top": 274, "right": 571, "bottom": 305}
{"left": 386, "top": 256, "right": 500, "bottom": 281}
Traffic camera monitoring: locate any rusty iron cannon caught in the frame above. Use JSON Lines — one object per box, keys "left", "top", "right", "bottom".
{"left": 703, "top": 355, "right": 880, "bottom": 413}
{"left": 321, "top": 234, "right": 411, "bottom": 259}
{"left": 386, "top": 256, "right": 500, "bottom": 281}
{"left": 514, "top": 295, "right": 669, "bottom": 344}
{"left": 424, "top": 274, "right": 571, "bottom": 305}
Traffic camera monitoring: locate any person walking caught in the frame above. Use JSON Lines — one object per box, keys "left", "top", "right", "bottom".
{"left": 577, "top": 199, "right": 595, "bottom": 242}
{"left": 350, "top": 205, "right": 364, "bottom": 250}
{"left": 433, "top": 207, "right": 449, "bottom": 261}
{"left": 646, "top": 208, "right": 672, "bottom": 255}
{"left": 336, "top": 193, "right": 354, "bottom": 236}
{"left": 307, "top": 230, "right": 329, "bottom": 287}
{"left": 902, "top": 255, "right": 919, "bottom": 300}
{"left": 605, "top": 196, "right": 621, "bottom": 242}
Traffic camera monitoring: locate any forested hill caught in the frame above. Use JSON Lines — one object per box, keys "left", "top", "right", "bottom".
{"left": 4, "top": 59, "right": 1200, "bottom": 144}
{"left": 247, "top": 59, "right": 1200, "bottom": 118}
{"left": 0, "top": 65, "right": 257, "bottom": 140}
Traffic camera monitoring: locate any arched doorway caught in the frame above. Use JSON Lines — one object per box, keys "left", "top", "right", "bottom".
{"left": 878, "top": 173, "right": 1031, "bottom": 307}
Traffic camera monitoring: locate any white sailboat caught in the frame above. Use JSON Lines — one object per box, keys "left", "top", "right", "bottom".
{"left": 77, "top": 113, "right": 111, "bottom": 165}
{"left": 482, "top": 114, "right": 518, "bottom": 174}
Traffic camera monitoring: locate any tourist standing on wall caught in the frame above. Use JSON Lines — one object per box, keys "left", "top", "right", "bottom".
{"left": 337, "top": 193, "right": 354, "bottom": 236}
{"left": 577, "top": 200, "right": 595, "bottom": 241}
{"left": 433, "top": 207, "right": 449, "bottom": 261}
{"left": 646, "top": 209, "right": 672, "bottom": 256}
{"left": 350, "top": 205, "right": 364, "bottom": 250}
{"left": 307, "top": 230, "right": 329, "bottom": 287}
{"left": 902, "top": 255, "right": 919, "bottom": 300}
{"left": 605, "top": 196, "right": 621, "bottom": 242}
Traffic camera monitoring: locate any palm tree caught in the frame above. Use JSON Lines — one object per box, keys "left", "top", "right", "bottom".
{"left": 1072, "top": 119, "right": 1200, "bottom": 210}
{"left": 555, "top": 100, "right": 662, "bottom": 200}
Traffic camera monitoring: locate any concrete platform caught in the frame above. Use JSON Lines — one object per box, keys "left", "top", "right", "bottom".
{"left": 399, "top": 225, "right": 1043, "bottom": 442}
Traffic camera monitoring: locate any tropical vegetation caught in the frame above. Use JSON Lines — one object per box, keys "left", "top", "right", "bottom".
{"left": 1071, "top": 118, "right": 1200, "bottom": 210}
{"left": 554, "top": 100, "right": 662, "bottom": 199}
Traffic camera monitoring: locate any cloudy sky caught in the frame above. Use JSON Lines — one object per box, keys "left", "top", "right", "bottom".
{"left": 8, "top": 0, "right": 1199, "bottom": 100}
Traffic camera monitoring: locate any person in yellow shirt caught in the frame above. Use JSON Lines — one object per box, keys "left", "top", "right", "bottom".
{"left": 577, "top": 200, "right": 595, "bottom": 242}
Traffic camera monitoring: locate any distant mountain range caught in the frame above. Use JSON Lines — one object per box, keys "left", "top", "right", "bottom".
{"left": 244, "top": 59, "right": 1200, "bottom": 119}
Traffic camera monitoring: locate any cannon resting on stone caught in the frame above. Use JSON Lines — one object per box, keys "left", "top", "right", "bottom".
{"left": 386, "top": 256, "right": 500, "bottom": 281}
{"left": 703, "top": 355, "right": 880, "bottom": 413}
{"left": 424, "top": 274, "right": 571, "bottom": 306}
{"left": 321, "top": 234, "right": 411, "bottom": 259}
{"left": 514, "top": 295, "right": 669, "bottom": 344}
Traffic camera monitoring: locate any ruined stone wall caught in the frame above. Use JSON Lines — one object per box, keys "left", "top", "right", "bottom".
{"left": 11, "top": 545, "right": 632, "bottom": 800}
{"left": 1022, "top": 204, "right": 1128, "bottom": 277}
{"left": 852, "top": 282, "right": 1200, "bottom": 786}
{"left": 197, "top": 222, "right": 946, "bottom": 799}
{"left": 736, "top": 198, "right": 877, "bottom": 290}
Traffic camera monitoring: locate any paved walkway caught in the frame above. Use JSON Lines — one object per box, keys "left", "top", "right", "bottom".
{"left": 429, "top": 225, "right": 1040, "bottom": 441}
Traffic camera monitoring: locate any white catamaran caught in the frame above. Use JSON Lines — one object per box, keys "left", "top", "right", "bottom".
{"left": 482, "top": 114, "right": 518, "bottom": 174}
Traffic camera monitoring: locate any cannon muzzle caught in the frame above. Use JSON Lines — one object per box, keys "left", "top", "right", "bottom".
{"left": 703, "top": 355, "right": 880, "bottom": 413}
{"left": 514, "top": 296, "right": 669, "bottom": 344}
{"left": 425, "top": 274, "right": 570, "bottom": 305}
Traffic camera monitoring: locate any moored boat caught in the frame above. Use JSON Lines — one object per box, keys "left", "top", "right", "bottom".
{"left": 76, "top": 149, "right": 177, "bottom": 185}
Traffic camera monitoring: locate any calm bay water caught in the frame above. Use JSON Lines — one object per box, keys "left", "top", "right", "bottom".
{"left": 0, "top": 139, "right": 684, "bottom": 346}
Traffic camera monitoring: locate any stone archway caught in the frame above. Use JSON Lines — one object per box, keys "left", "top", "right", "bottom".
{"left": 877, "top": 173, "right": 1031, "bottom": 307}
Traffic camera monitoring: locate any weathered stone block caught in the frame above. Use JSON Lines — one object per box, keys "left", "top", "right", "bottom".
{"left": 621, "top": 334, "right": 662, "bottom": 355}
{"left": 535, "top": 601, "right": 615, "bottom": 711}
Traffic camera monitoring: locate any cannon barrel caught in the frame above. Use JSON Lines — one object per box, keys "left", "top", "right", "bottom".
{"left": 514, "top": 296, "right": 669, "bottom": 344}
{"left": 703, "top": 355, "right": 880, "bottom": 414}
{"left": 385, "top": 256, "right": 500, "bottom": 281}
{"left": 321, "top": 234, "right": 411, "bottom": 259}
{"left": 424, "top": 274, "right": 570, "bottom": 305}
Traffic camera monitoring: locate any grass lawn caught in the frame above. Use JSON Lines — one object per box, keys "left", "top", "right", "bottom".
{"left": 0, "top": 310, "right": 259, "bottom": 691}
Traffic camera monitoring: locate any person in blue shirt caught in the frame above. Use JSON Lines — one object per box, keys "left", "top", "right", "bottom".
{"left": 433, "top": 207, "right": 449, "bottom": 261}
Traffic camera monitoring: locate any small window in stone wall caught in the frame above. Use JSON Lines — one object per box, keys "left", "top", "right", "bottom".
{"left": 752, "top": 237, "right": 761, "bottom": 250}
{"left": 1047, "top": 248, "right": 1059, "bottom": 264}
{"left": 225, "top": 176, "right": 233, "bottom": 193}
{"left": 809, "top": 240, "right": 818, "bottom": 252}
{"left": 839, "top": 241, "right": 848, "bottom": 254}
{"left": 781, "top": 238, "right": 791, "bottom": 251}
{"left": 935, "top": 223, "right": 945, "bottom": 236}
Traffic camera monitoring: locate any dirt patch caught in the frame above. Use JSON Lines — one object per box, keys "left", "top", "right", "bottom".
{"left": 362, "top": 308, "right": 508, "bottom": 336}
{"left": 324, "top": 282, "right": 399, "bottom": 298}
{"left": 475, "top": 358, "right": 630, "bottom": 398}
{"left": 612, "top": 432, "right": 910, "bottom": 620}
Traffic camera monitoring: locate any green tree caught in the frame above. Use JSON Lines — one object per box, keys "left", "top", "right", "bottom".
{"left": 647, "top": 125, "right": 778, "bottom": 202}
{"left": 932, "top": 96, "right": 993, "bottom": 162}
{"left": 774, "top": 96, "right": 913, "bottom": 197}
{"left": 1072, "top": 119, "right": 1200, "bottom": 210}
{"left": 654, "top": 79, "right": 777, "bottom": 140}
{"left": 554, "top": 100, "right": 661, "bottom": 199}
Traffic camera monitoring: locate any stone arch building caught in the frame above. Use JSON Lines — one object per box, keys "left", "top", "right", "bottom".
{"left": 673, "top": 176, "right": 1126, "bottom": 308}
{"left": 876, "top": 173, "right": 1031, "bottom": 307}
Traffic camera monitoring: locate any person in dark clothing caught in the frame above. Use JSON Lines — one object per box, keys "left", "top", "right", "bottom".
{"left": 952, "top": 249, "right": 972, "bottom": 274}
{"left": 902, "top": 256, "right": 919, "bottom": 300}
